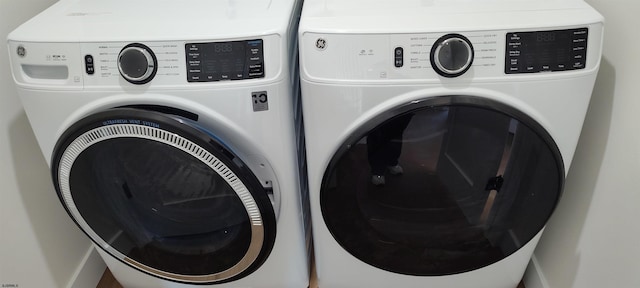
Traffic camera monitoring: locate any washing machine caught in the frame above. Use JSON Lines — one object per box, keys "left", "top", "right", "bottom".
{"left": 299, "top": 0, "right": 603, "bottom": 287}
{"left": 7, "top": 0, "right": 310, "bottom": 287}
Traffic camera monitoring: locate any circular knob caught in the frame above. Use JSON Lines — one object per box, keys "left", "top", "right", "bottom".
{"left": 118, "top": 43, "right": 157, "bottom": 84}
{"left": 430, "top": 34, "right": 474, "bottom": 77}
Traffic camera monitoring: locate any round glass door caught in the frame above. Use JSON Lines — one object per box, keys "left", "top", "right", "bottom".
{"left": 52, "top": 108, "right": 276, "bottom": 284}
{"left": 321, "top": 96, "right": 564, "bottom": 276}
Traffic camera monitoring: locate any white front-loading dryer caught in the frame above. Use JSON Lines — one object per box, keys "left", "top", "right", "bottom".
{"left": 299, "top": 0, "right": 603, "bottom": 287}
{"left": 7, "top": 0, "right": 309, "bottom": 287}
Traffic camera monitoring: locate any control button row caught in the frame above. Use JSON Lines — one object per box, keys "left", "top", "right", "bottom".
{"left": 188, "top": 72, "right": 246, "bottom": 82}
{"left": 506, "top": 48, "right": 587, "bottom": 72}
{"left": 506, "top": 56, "right": 587, "bottom": 73}
{"left": 569, "top": 28, "right": 588, "bottom": 70}
{"left": 506, "top": 61, "right": 587, "bottom": 73}
{"left": 187, "top": 63, "right": 264, "bottom": 81}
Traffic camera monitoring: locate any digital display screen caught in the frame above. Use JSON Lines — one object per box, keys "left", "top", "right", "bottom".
{"left": 536, "top": 32, "right": 556, "bottom": 42}
{"left": 199, "top": 42, "right": 246, "bottom": 78}
{"left": 506, "top": 28, "right": 588, "bottom": 74}
{"left": 186, "top": 39, "right": 264, "bottom": 82}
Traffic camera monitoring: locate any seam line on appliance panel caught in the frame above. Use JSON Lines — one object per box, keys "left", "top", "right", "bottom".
{"left": 300, "top": 69, "right": 600, "bottom": 86}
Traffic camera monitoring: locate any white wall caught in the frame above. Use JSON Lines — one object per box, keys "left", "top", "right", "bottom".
{"left": 0, "top": 0, "right": 96, "bottom": 287}
{"left": 526, "top": 0, "right": 640, "bottom": 287}
{"left": 1, "top": 0, "right": 638, "bottom": 287}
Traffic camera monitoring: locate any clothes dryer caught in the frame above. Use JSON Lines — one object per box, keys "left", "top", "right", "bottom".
{"left": 299, "top": 0, "right": 603, "bottom": 287}
{"left": 8, "top": 0, "right": 309, "bottom": 287}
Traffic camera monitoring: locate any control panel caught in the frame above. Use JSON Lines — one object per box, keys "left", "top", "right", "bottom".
{"left": 186, "top": 39, "right": 265, "bottom": 82}
{"left": 7, "top": 35, "right": 282, "bottom": 89}
{"left": 81, "top": 42, "right": 183, "bottom": 86}
{"left": 301, "top": 31, "right": 500, "bottom": 80}
{"left": 505, "top": 28, "right": 588, "bottom": 74}
{"left": 301, "top": 26, "right": 598, "bottom": 82}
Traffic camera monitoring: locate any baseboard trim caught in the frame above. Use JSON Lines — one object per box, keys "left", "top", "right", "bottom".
{"left": 523, "top": 255, "right": 551, "bottom": 288}
{"left": 67, "top": 246, "right": 106, "bottom": 288}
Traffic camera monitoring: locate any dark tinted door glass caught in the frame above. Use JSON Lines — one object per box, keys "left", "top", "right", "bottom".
{"left": 71, "top": 138, "right": 251, "bottom": 275}
{"left": 321, "top": 100, "right": 563, "bottom": 276}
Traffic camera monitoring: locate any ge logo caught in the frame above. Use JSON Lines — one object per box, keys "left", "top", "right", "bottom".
{"left": 315, "top": 38, "right": 327, "bottom": 50}
{"left": 16, "top": 46, "right": 26, "bottom": 57}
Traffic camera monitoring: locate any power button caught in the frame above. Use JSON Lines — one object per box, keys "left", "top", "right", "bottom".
{"left": 85, "top": 55, "right": 95, "bottom": 75}
{"left": 394, "top": 47, "right": 404, "bottom": 68}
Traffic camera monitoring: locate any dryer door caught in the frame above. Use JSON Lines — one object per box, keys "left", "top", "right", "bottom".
{"left": 321, "top": 96, "right": 564, "bottom": 276}
{"left": 51, "top": 108, "right": 276, "bottom": 284}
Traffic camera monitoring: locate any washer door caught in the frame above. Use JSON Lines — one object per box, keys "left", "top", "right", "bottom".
{"left": 321, "top": 96, "right": 564, "bottom": 276}
{"left": 51, "top": 108, "right": 276, "bottom": 284}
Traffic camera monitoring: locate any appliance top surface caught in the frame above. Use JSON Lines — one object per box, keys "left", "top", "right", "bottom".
{"left": 9, "top": 0, "right": 298, "bottom": 42}
{"left": 299, "top": 0, "right": 603, "bottom": 33}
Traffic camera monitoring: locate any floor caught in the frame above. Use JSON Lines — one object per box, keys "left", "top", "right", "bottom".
{"left": 97, "top": 269, "right": 122, "bottom": 288}
{"left": 96, "top": 261, "right": 319, "bottom": 288}
{"left": 97, "top": 264, "right": 523, "bottom": 288}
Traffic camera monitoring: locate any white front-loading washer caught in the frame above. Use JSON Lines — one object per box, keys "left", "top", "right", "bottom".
{"left": 7, "top": 0, "right": 309, "bottom": 287}
{"left": 299, "top": 0, "right": 603, "bottom": 287}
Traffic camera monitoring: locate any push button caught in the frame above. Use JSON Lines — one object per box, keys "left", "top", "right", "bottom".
{"left": 85, "top": 55, "right": 95, "bottom": 75}
{"left": 394, "top": 47, "right": 403, "bottom": 67}
{"left": 247, "top": 61, "right": 264, "bottom": 78}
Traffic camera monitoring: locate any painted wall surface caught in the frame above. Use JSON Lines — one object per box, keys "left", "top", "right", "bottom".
{"left": 0, "top": 0, "right": 93, "bottom": 287}
{"left": 528, "top": 0, "right": 640, "bottom": 287}
{"left": 1, "top": 0, "right": 639, "bottom": 287}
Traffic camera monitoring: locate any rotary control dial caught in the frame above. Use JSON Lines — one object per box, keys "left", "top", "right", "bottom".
{"left": 430, "top": 34, "right": 474, "bottom": 77}
{"left": 117, "top": 43, "right": 157, "bottom": 84}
